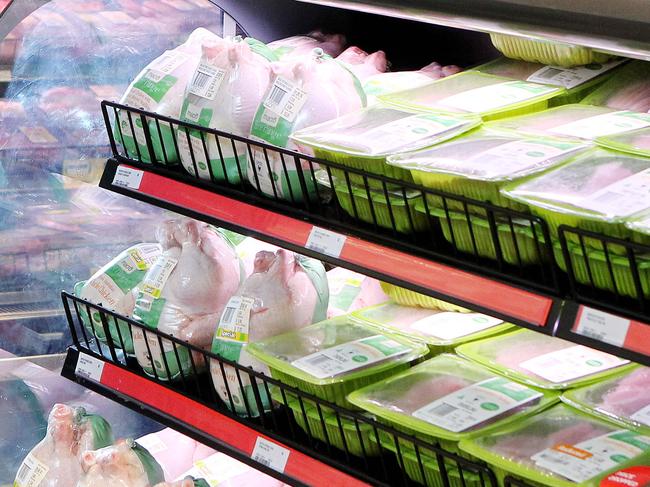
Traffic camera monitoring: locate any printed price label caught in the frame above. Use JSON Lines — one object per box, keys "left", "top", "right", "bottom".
{"left": 581, "top": 168, "right": 650, "bottom": 217}
{"left": 410, "top": 312, "right": 504, "bottom": 340}
{"left": 141, "top": 256, "right": 178, "bottom": 298}
{"left": 251, "top": 437, "right": 290, "bottom": 473}
{"left": 527, "top": 59, "right": 625, "bottom": 89}
{"left": 189, "top": 63, "right": 227, "bottom": 100}
{"left": 75, "top": 353, "right": 105, "bottom": 382}
{"left": 575, "top": 307, "right": 631, "bottom": 348}
{"left": 216, "top": 296, "right": 255, "bottom": 343}
{"left": 550, "top": 111, "right": 650, "bottom": 139}
{"left": 113, "top": 166, "right": 144, "bottom": 190}
{"left": 439, "top": 81, "right": 556, "bottom": 114}
{"left": 14, "top": 453, "right": 49, "bottom": 487}
{"left": 306, "top": 227, "right": 346, "bottom": 258}
{"left": 263, "top": 76, "right": 308, "bottom": 122}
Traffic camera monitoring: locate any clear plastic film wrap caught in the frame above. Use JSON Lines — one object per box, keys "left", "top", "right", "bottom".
{"left": 132, "top": 219, "right": 243, "bottom": 381}
{"left": 582, "top": 60, "right": 650, "bottom": 112}
{"left": 210, "top": 249, "right": 328, "bottom": 416}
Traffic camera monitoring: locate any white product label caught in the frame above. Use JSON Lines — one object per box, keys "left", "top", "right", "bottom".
{"left": 251, "top": 437, "right": 290, "bottom": 473}
{"left": 439, "top": 81, "right": 556, "bottom": 114}
{"left": 477, "top": 139, "right": 584, "bottom": 174}
{"left": 632, "top": 405, "right": 650, "bottom": 427}
{"left": 112, "top": 165, "right": 144, "bottom": 190}
{"left": 410, "top": 312, "right": 503, "bottom": 340}
{"left": 263, "top": 76, "right": 308, "bottom": 123}
{"left": 581, "top": 168, "right": 650, "bottom": 217}
{"left": 358, "top": 114, "right": 467, "bottom": 153}
{"left": 550, "top": 111, "right": 650, "bottom": 139}
{"left": 189, "top": 62, "right": 227, "bottom": 100}
{"left": 532, "top": 430, "right": 650, "bottom": 483}
{"left": 291, "top": 335, "right": 411, "bottom": 379}
{"left": 135, "top": 434, "right": 168, "bottom": 455}
{"left": 306, "top": 226, "right": 346, "bottom": 258}
{"left": 215, "top": 296, "right": 255, "bottom": 343}
{"left": 527, "top": 59, "right": 625, "bottom": 89}
{"left": 574, "top": 307, "right": 631, "bottom": 347}
{"left": 249, "top": 138, "right": 280, "bottom": 196}
{"left": 141, "top": 256, "right": 178, "bottom": 298}
{"left": 520, "top": 345, "right": 629, "bottom": 384}
{"left": 178, "top": 453, "right": 250, "bottom": 484}
{"left": 412, "top": 377, "right": 542, "bottom": 432}
{"left": 19, "top": 126, "right": 57, "bottom": 144}
{"left": 14, "top": 453, "right": 50, "bottom": 487}
{"left": 177, "top": 131, "right": 211, "bottom": 179}
{"left": 75, "top": 353, "right": 105, "bottom": 382}
{"left": 147, "top": 51, "right": 189, "bottom": 79}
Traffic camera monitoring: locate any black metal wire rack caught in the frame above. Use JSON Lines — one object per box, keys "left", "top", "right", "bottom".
{"left": 62, "top": 290, "right": 502, "bottom": 487}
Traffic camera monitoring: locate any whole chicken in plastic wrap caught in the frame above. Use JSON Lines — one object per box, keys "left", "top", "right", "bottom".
{"left": 248, "top": 48, "right": 366, "bottom": 200}
{"left": 74, "top": 243, "right": 162, "bottom": 355}
{"left": 268, "top": 30, "right": 347, "bottom": 59}
{"left": 154, "top": 478, "right": 208, "bottom": 487}
{"left": 77, "top": 439, "right": 164, "bottom": 487}
{"left": 14, "top": 404, "right": 113, "bottom": 487}
{"left": 211, "top": 249, "right": 328, "bottom": 416}
{"left": 133, "top": 219, "right": 243, "bottom": 381}
{"left": 118, "top": 28, "right": 220, "bottom": 164}
{"left": 336, "top": 46, "right": 388, "bottom": 81}
{"left": 177, "top": 36, "right": 277, "bottom": 183}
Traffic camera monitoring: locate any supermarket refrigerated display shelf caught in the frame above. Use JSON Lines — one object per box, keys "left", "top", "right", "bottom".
{"left": 61, "top": 291, "right": 501, "bottom": 487}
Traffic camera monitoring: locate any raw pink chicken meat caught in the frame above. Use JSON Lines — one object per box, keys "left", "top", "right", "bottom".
{"left": 137, "top": 428, "right": 201, "bottom": 480}
{"left": 605, "top": 82, "right": 650, "bottom": 112}
{"left": 388, "top": 374, "right": 471, "bottom": 413}
{"left": 419, "top": 61, "right": 462, "bottom": 78}
{"left": 15, "top": 404, "right": 113, "bottom": 487}
{"left": 600, "top": 367, "right": 650, "bottom": 417}
{"left": 268, "top": 30, "right": 347, "bottom": 58}
{"left": 336, "top": 46, "right": 388, "bottom": 81}
{"left": 494, "top": 337, "right": 564, "bottom": 371}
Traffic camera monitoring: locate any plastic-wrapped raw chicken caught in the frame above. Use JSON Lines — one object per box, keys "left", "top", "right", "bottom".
{"left": 336, "top": 46, "right": 388, "bottom": 81}
{"left": 248, "top": 48, "right": 367, "bottom": 201}
{"left": 74, "top": 243, "right": 162, "bottom": 355}
{"left": 133, "top": 219, "right": 243, "bottom": 381}
{"left": 234, "top": 236, "right": 282, "bottom": 276}
{"left": 456, "top": 329, "right": 630, "bottom": 390}
{"left": 154, "top": 478, "right": 208, "bottom": 487}
{"left": 14, "top": 404, "right": 113, "bottom": 487}
{"left": 460, "top": 404, "right": 650, "bottom": 487}
{"left": 136, "top": 428, "right": 205, "bottom": 481}
{"left": 177, "top": 36, "right": 277, "bottom": 182}
{"left": 77, "top": 438, "right": 164, "bottom": 487}
{"left": 118, "top": 28, "right": 220, "bottom": 164}
{"left": 326, "top": 267, "right": 387, "bottom": 318}
{"left": 562, "top": 367, "right": 650, "bottom": 432}
{"left": 210, "top": 249, "right": 328, "bottom": 416}
{"left": 268, "top": 30, "right": 347, "bottom": 59}
{"left": 349, "top": 354, "right": 557, "bottom": 453}
{"left": 582, "top": 61, "right": 650, "bottom": 112}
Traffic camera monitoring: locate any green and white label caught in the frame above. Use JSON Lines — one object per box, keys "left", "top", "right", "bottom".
{"left": 263, "top": 76, "right": 308, "bottom": 123}
{"left": 291, "top": 335, "right": 411, "bottom": 379}
{"left": 141, "top": 256, "right": 178, "bottom": 299}
{"left": 189, "top": 62, "right": 227, "bottom": 100}
{"left": 527, "top": 59, "right": 625, "bottom": 89}
{"left": 520, "top": 345, "right": 629, "bottom": 384}
{"left": 215, "top": 296, "right": 255, "bottom": 344}
{"left": 412, "top": 377, "right": 542, "bottom": 432}
{"left": 581, "top": 167, "right": 650, "bottom": 217}
{"left": 409, "top": 312, "right": 503, "bottom": 340}
{"left": 550, "top": 111, "right": 650, "bottom": 139}
{"left": 438, "top": 81, "right": 556, "bottom": 114}
{"left": 532, "top": 430, "right": 650, "bottom": 483}
{"left": 14, "top": 453, "right": 49, "bottom": 487}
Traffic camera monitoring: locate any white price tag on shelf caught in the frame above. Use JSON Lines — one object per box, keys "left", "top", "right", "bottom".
{"left": 575, "top": 306, "right": 631, "bottom": 347}
{"left": 113, "top": 166, "right": 144, "bottom": 190}
{"left": 251, "top": 437, "right": 290, "bottom": 473}
{"left": 75, "top": 353, "right": 105, "bottom": 382}
{"left": 306, "top": 226, "right": 346, "bottom": 258}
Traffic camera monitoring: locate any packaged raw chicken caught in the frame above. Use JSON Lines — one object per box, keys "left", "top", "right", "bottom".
{"left": 336, "top": 46, "right": 388, "bottom": 81}
{"left": 456, "top": 329, "right": 631, "bottom": 390}
{"left": 136, "top": 428, "right": 204, "bottom": 480}
{"left": 77, "top": 438, "right": 164, "bottom": 487}
{"left": 380, "top": 71, "right": 563, "bottom": 121}
{"left": 177, "top": 36, "right": 277, "bottom": 183}
{"left": 486, "top": 104, "right": 650, "bottom": 141}
{"left": 234, "top": 236, "right": 282, "bottom": 276}
{"left": 14, "top": 404, "right": 113, "bottom": 487}
{"left": 348, "top": 354, "right": 557, "bottom": 453}
{"left": 460, "top": 403, "right": 650, "bottom": 487}
{"left": 501, "top": 148, "right": 650, "bottom": 244}
{"left": 268, "top": 30, "right": 347, "bottom": 59}
{"left": 291, "top": 104, "right": 480, "bottom": 184}
{"left": 74, "top": 243, "right": 162, "bottom": 355}
{"left": 210, "top": 250, "right": 328, "bottom": 416}
{"left": 387, "top": 128, "right": 588, "bottom": 211}
{"left": 363, "top": 61, "right": 461, "bottom": 104}
{"left": 582, "top": 61, "right": 650, "bottom": 112}
{"left": 352, "top": 301, "right": 513, "bottom": 354}
{"left": 133, "top": 219, "right": 243, "bottom": 381}
{"left": 489, "top": 34, "right": 613, "bottom": 67}
{"left": 248, "top": 48, "right": 366, "bottom": 201}
{"left": 562, "top": 367, "right": 650, "bottom": 432}
{"left": 247, "top": 316, "right": 428, "bottom": 408}
{"left": 117, "top": 28, "right": 220, "bottom": 164}
{"left": 474, "top": 57, "right": 623, "bottom": 106}
{"left": 326, "top": 267, "right": 387, "bottom": 318}
{"left": 155, "top": 478, "right": 208, "bottom": 487}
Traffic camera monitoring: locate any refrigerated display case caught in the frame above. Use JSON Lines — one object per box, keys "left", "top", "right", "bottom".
{"left": 6, "top": 0, "right": 650, "bottom": 486}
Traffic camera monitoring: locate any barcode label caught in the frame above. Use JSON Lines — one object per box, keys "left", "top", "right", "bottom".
{"left": 251, "top": 437, "right": 290, "bottom": 473}
{"left": 14, "top": 454, "right": 49, "bottom": 487}
{"left": 574, "top": 306, "right": 630, "bottom": 348}
{"left": 193, "top": 71, "right": 211, "bottom": 89}
{"left": 189, "top": 63, "right": 226, "bottom": 100}
{"left": 535, "top": 67, "right": 565, "bottom": 80}
{"left": 427, "top": 403, "right": 458, "bottom": 417}
{"left": 305, "top": 226, "right": 346, "bottom": 258}
{"left": 263, "top": 76, "right": 308, "bottom": 123}
{"left": 527, "top": 59, "right": 626, "bottom": 89}
{"left": 75, "top": 353, "right": 105, "bottom": 382}
{"left": 222, "top": 307, "right": 236, "bottom": 325}
{"left": 304, "top": 354, "right": 330, "bottom": 367}
{"left": 112, "top": 165, "right": 144, "bottom": 190}
{"left": 215, "top": 296, "right": 254, "bottom": 344}
{"left": 268, "top": 84, "right": 288, "bottom": 105}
